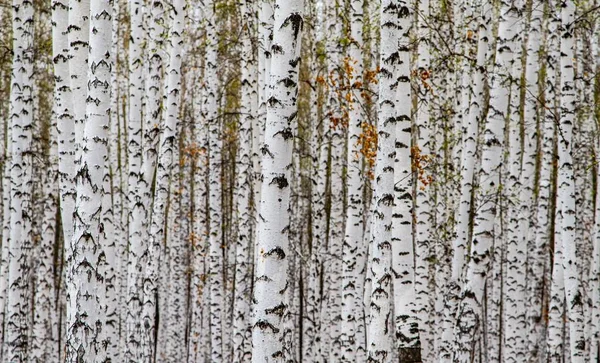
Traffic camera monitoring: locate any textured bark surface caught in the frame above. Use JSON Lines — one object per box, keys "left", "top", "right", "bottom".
{"left": 251, "top": 0, "right": 303, "bottom": 360}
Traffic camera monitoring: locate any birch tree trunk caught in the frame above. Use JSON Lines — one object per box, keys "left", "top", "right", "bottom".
{"left": 31, "top": 110, "right": 59, "bottom": 363}
{"left": 366, "top": 0, "right": 397, "bottom": 360}
{"left": 391, "top": 1, "right": 419, "bottom": 360}
{"left": 558, "top": 2, "right": 585, "bottom": 361}
{"left": 5, "top": 1, "right": 34, "bottom": 361}
{"left": 65, "top": 0, "right": 113, "bottom": 360}
{"left": 202, "top": 0, "right": 225, "bottom": 360}
{"left": 233, "top": 0, "right": 257, "bottom": 359}
{"left": 125, "top": 0, "right": 145, "bottom": 359}
{"left": 414, "top": 0, "right": 433, "bottom": 358}
{"left": 251, "top": 0, "right": 304, "bottom": 360}
{"left": 340, "top": 0, "right": 365, "bottom": 358}
{"left": 502, "top": 1, "right": 526, "bottom": 359}
{"left": 522, "top": 2, "right": 545, "bottom": 360}
{"left": 52, "top": 1, "right": 75, "bottom": 359}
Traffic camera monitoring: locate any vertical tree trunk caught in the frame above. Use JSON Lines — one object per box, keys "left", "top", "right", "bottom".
{"left": 502, "top": 0, "right": 527, "bottom": 359}
{"left": 414, "top": 0, "right": 433, "bottom": 357}
{"left": 366, "top": 0, "right": 397, "bottom": 360}
{"left": 202, "top": 0, "right": 224, "bottom": 360}
{"left": 233, "top": 0, "right": 257, "bottom": 360}
{"left": 340, "top": 0, "right": 365, "bottom": 359}
{"left": 558, "top": 2, "right": 585, "bottom": 361}
{"left": 65, "top": 0, "right": 113, "bottom": 360}
{"left": 52, "top": 1, "right": 74, "bottom": 359}
{"left": 522, "top": 1, "right": 544, "bottom": 360}
{"left": 392, "top": 1, "right": 419, "bottom": 361}
{"left": 251, "top": 0, "right": 304, "bottom": 360}
{"left": 125, "top": 0, "right": 145, "bottom": 359}
{"left": 5, "top": 1, "right": 34, "bottom": 361}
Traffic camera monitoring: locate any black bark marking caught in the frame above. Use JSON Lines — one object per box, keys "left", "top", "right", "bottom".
{"left": 281, "top": 12, "right": 303, "bottom": 41}
{"left": 270, "top": 175, "right": 289, "bottom": 189}
{"left": 264, "top": 246, "right": 286, "bottom": 260}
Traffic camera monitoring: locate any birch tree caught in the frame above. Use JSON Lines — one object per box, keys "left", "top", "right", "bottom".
{"left": 251, "top": 0, "right": 304, "bottom": 360}
{"left": 5, "top": 1, "right": 34, "bottom": 361}
{"left": 65, "top": 0, "right": 113, "bottom": 361}
{"left": 366, "top": 0, "right": 398, "bottom": 360}
{"left": 233, "top": 0, "right": 256, "bottom": 360}
{"left": 340, "top": 0, "right": 365, "bottom": 358}
{"left": 558, "top": 1, "right": 585, "bottom": 360}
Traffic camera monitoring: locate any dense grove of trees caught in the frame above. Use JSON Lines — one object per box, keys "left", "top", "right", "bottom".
{"left": 0, "top": 0, "right": 598, "bottom": 362}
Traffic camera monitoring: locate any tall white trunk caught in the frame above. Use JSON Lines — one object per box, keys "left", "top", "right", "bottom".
{"left": 366, "top": 0, "right": 397, "bottom": 360}
{"left": 65, "top": 0, "right": 113, "bottom": 360}
{"left": 558, "top": 2, "right": 585, "bottom": 360}
{"left": 324, "top": 2, "right": 344, "bottom": 359}
{"left": 5, "top": 1, "right": 34, "bottom": 361}
{"left": 548, "top": 210, "right": 566, "bottom": 362}
{"left": 414, "top": 0, "right": 433, "bottom": 357}
{"left": 391, "top": 0, "right": 418, "bottom": 359}
{"left": 125, "top": 0, "right": 145, "bottom": 359}
{"left": 522, "top": 1, "right": 545, "bottom": 360}
{"left": 202, "top": 0, "right": 224, "bottom": 360}
{"left": 340, "top": 0, "right": 365, "bottom": 358}
{"left": 32, "top": 110, "right": 59, "bottom": 362}
{"left": 502, "top": 0, "right": 526, "bottom": 359}
{"left": 251, "top": 0, "right": 303, "bottom": 360}
{"left": 51, "top": 1, "right": 74, "bottom": 359}
{"left": 164, "top": 143, "right": 186, "bottom": 363}
{"left": 233, "top": 0, "right": 257, "bottom": 360}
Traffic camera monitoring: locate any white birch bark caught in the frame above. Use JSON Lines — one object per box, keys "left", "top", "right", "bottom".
{"left": 340, "top": 0, "right": 365, "bottom": 358}
{"left": 251, "top": 0, "right": 303, "bottom": 359}
{"left": 54, "top": 0, "right": 77, "bottom": 264}
{"left": 233, "top": 0, "right": 256, "bottom": 359}
{"left": 5, "top": 1, "right": 34, "bottom": 361}
{"left": 502, "top": 1, "right": 527, "bottom": 360}
{"left": 108, "top": 0, "right": 125, "bottom": 357}
{"left": 202, "top": 0, "right": 224, "bottom": 360}
{"left": 125, "top": 0, "right": 146, "bottom": 359}
{"left": 414, "top": 1, "right": 433, "bottom": 357}
{"left": 0, "top": 125, "right": 9, "bottom": 358}
{"left": 366, "top": 0, "right": 397, "bottom": 360}
{"left": 558, "top": 2, "right": 585, "bottom": 360}
{"left": 521, "top": 2, "right": 544, "bottom": 360}
{"left": 548, "top": 210, "right": 566, "bottom": 362}
{"left": 31, "top": 109, "right": 59, "bottom": 363}
{"left": 306, "top": 17, "right": 328, "bottom": 361}
{"left": 324, "top": 2, "right": 344, "bottom": 359}
{"left": 164, "top": 143, "right": 186, "bottom": 363}
{"left": 391, "top": 1, "right": 419, "bottom": 360}
{"left": 52, "top": 2, "right": 75, "bottom": 360}
{"left": 255, "top": 0, "right": 272, "bottom": 224}
{"left": 65, "top": 0, "right": 113, "bottom": 360}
